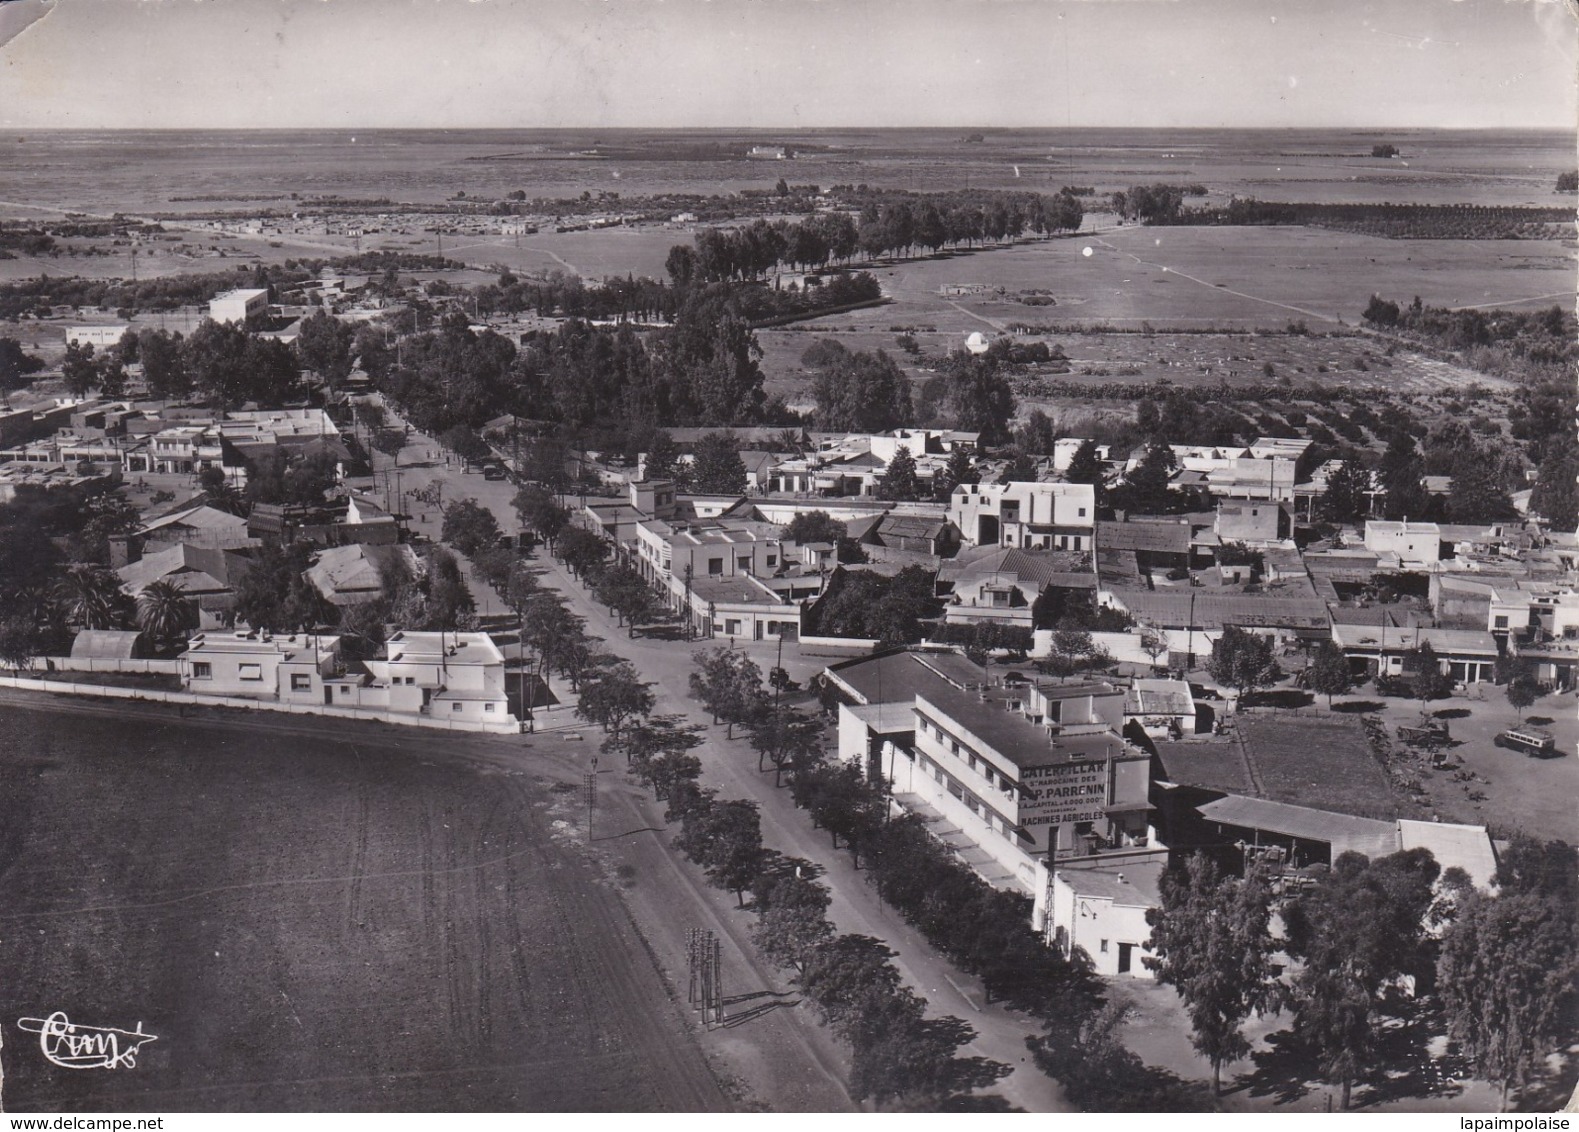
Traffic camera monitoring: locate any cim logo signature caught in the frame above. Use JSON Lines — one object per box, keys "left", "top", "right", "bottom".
{"left": 17, "top": 1012, "right": 158, "bottom": 1070}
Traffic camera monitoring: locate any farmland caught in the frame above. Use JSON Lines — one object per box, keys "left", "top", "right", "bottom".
{"left": 0, "top": 696, "right": 728, "bottom": 1113}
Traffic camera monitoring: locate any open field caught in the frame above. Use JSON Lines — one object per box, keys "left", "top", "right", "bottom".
{"left": 3, "top": 128, "right": 1571, "bottom": 220}
{"left": 0, "top": 697, "right": 728, "bottom": 1113}
{"left": 1235, "top": 715, "right": 1401, "bottom": 821}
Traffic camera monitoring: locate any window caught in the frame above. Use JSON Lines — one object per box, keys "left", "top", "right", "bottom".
{"left": 725, "top": 619, "right": 741, "bottom": 636}
{"left": 238, "top": 663, "right": 263, "bottom": 682}
{"left": 1494, "top": 615, "right": 1509, "bottom": 629}
{"left": 707, "top": 557, "right": 723, "bottom": 575}
{"left": 484, "top": 703, "right": 496, "bottom": 713}
{"left": 1100, "top": 939, "right": 1109, "bottom": 953}
{"left": 765, "top": 554, "right": 777, "bottom": 567}
{"left": 191, "top": 662, "right": 212, "bottom": 679}
{"left": 738, "top": 556, "right": 751, "bottom": 571}
{"left": 452, "top": 702, "right": 463, "bottom": 712}
{"left": 1078, "top": 507, "right": 1086, "bottom": 518}
{"left": 290, "top": 674, "right": 312, "bottom": 691}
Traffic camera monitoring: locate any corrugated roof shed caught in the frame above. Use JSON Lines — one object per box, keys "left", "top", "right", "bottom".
{"left": 1198, "top": 795, "right": 1400, "bottom": 859}
{"left": 70, "top": 629, "right": 145, "bottom": 659}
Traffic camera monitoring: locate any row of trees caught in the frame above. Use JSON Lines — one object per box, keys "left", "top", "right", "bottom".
{"left": 574, "top": 643, "right": 1016, "bottom": 1109}
{"left": 676, "top": 190, "right": 1085, "bottom": 284}
{"left": 696, "top": 649, "right": 1202, "bottom": 1109}
{"left": 1185, "top": 199, "right": 1571, "bottom": 241}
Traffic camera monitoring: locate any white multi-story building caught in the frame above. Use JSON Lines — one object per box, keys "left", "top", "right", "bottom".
{"left": 208, "top": 288, "right": 269, "bottom": 325}
{"left": 950, "top": 481, "right": 1096, "bottom": 550}
{"left": 828, "top": 650, "right": 1155, "bottom": 895}
{"left": 1364, "top": 519, "right": 1442, "bottom": 568}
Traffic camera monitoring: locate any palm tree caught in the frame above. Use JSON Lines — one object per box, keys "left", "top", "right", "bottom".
{"left": 137, "top": 579, "right": 198, "bottom": 654}
{"left": 56, "top": 564, "right": 125, "bottom": 630}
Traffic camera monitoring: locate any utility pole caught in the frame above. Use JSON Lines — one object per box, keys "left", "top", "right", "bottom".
{"left": 584, "top": 756, "right": 598, "bottom": 842}
{"left": 686, "top": 928, "right": 724, "bottom": 1026}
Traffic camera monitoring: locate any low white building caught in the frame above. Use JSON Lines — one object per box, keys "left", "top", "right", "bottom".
{"left": 179, "top": 629, "right": 518, "bottom": 730}
{"left": 181, "top": 631, "right": 342, "bottom": 699}
{"left": 64, "top": 325, "right": 130, "bottom": 348}
{"left": 1036, "top": 855, "right": 1166, "bottom": 978}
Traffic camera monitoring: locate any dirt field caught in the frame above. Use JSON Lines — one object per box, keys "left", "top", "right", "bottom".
{"left": 1344, "top": 688, "right": 1579, "bottom": 843}
{"left": 1234, "top": 714, "right": 1402, "bottom": 821}
{"left": 0, "top": 695, "right": 728, "bottom": 1113}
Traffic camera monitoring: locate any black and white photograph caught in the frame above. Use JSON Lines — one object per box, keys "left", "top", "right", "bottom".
{"left": 0, "top": 0, "right": 1574, "bottom": 1119}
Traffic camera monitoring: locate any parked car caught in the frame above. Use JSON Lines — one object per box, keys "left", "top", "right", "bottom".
{"left": 1493, "top": 727, "right": 1558, "bottom": 757}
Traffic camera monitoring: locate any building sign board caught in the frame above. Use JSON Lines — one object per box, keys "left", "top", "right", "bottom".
{"left": 1019, "top": 761, "right": 1109, "bottom": 826}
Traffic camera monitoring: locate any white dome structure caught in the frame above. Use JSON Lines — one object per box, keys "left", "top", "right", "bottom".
{"left": 964, "top": 331, "right": 990, "bottom": 355}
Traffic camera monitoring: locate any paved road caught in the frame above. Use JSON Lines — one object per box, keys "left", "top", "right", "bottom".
{"left": 369, "top": 413, "right": 1070, "bottom": 1112}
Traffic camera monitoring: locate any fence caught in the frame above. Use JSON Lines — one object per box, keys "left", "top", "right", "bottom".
{"left": 0, "top": 673, "right": 524, "bottom": 735}
{"left": 797, "top": 634, "right": 882, "bottom": 656}
{"left": 52, "top": 657, "right": 182, "bottom": 675}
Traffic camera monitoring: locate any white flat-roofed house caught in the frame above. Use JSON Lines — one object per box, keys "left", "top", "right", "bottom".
{"left": 635, "top": 516, "right": 791, "bottom": 617}
{"left": 180, "top": 631, "right": 341, "bottom": 699}
{"left": 950, "top": 481, "right": 1096, "bottom": 551}
{"left": 360, "top": 630, "right": 513, "bottom": 723}
{"left": 1365, "top": 519, "right": 1442, "bottom": 569}
{"left": 1041, "top": 857, "right": 1165, "bottom": 978}
{"left": 209, "top": 288, "right": 270, "bottom": 325}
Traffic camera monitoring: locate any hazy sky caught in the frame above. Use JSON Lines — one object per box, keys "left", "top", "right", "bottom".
{"left": 1, "top": 0, "right": 1574, "bottom": 130}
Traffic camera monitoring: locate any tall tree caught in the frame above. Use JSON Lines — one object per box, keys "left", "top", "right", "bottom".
{"left": 1529, "top": 434, "right": 1579, "bottom": 533}
{"left": 61, "top": 340, "right": 100, "bottom": 398}
{"left": 56, "top": 563, "right": 126, "bottom": 630}
{"left": 941, "top": 353, "right": 1016, "bottom": 446}
{"left": 751, "top": 873, "right": 835, "bottom": 974}
{"left": 136, "top": 579, "right": 199, "bottom": 654}
{"left": 1307, "top": 640, "right": 1353, "bottom": 705}
{"left": 575, "top": 659, "right": 654, "bottom": 740}
{"left": 877, "top": 445, "right": 921, "bottom": 502}
{"left": 295, "top": 309, "right": 355, "bottom": 389}
{"left": 1144, "top": 855, "right": 1281, "bottom": 1096}
{"left": 809, "top": 344, "right": 914, "bottom": 433}
{"left": 1283, "top": 849, "right": 1442, "bottom": 1109}
{"left": 1321, "top": 460, "right": 1372, "bottom": 524}
{"left": 441, "top": 498, "right": 503, "bottom": 558}
{"left": 690, "top": 432, "right": 748, "bottom": 494}
{"left": 1207, "top": 626, "right": 1281, "bottom": 699}
{"left": 1063, "top": 440, "right": 1106, "bottom": 505}
{"left": 1437, "top": 890, "right": 1579, "bottom": 1110}
{"left": 932, "top": 445, "right": 979, "bottom": 502}
{"left": 675, "top": 798, "right": 766, "bottom": 906}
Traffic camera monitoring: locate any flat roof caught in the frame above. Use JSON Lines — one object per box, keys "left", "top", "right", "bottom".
{"left": 1397, "top": 820, "right": 1499, "bottom": 890}
{"left": 917, "top": 684, "right": 1128, "bottom": 771}
{"left": 1105, "top": 587, "right": 1330, "bottom": 630}
{"left": 843, "top": 702, "right": 919, "bottom": 735}
{"left": 1056, "top": 857, "right": 1165, "bottom": 906}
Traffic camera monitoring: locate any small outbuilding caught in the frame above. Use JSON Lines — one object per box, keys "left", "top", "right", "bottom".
{"left": 70, "top": 629, "right": 149, "bottom": 660}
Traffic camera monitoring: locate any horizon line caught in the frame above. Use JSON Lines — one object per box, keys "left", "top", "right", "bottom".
{"left": 4, "top": 123, "right": 1573, "bottom": 133}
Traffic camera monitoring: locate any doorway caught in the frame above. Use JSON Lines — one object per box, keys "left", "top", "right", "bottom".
{"left": 1117, "top": 942, "right": 1133, "bottom": 975}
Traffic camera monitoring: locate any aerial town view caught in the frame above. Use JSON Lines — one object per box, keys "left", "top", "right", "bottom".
{"left": 0, "top": 0, "right": 1574, "bottom": 1121}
